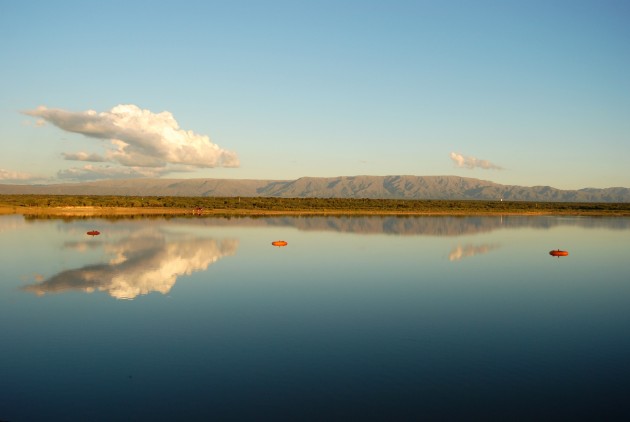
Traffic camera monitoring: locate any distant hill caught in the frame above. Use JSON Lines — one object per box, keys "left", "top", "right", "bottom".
{"left": 1, "top": 175, "right": 629, "bottom": 202}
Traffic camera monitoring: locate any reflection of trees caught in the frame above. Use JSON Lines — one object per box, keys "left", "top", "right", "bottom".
{"left": 23, "top": 233, "right": 238, "bottom": 300}
{"left": 208, "top": 216, "right": 629, "bottom": 236}
{"left": 138, "top": 215, "right": 630, "bottom": 236}
{"left": 0, "top": 215, "right": 27, "bottom": 233}
{"left": 448, "top": 243, "right": 500, "bottom": 261}
{"left": 22, "top": 214, "right": 630, "bottom": 237}
{"left": 280, "top": 216, "right": 502, "bottom": 236}
{"left": 266, "top": 216, "right": 630, "bottom": 235}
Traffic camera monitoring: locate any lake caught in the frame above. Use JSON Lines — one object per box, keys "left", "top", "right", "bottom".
{"left": 1, "top": 214, "right": 630, "bottom": 421}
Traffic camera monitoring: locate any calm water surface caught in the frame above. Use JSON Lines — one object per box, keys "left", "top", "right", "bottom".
{"left": 1, "top": 215, "right": 630, "bottom": 420}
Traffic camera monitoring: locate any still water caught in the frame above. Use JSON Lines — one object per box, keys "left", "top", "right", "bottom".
{"left": 1, "top": 214, "right": 630, "bottom": 420}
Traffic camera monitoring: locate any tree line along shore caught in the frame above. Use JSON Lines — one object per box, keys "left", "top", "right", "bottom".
{"left": 1, "top": 194, "right": 629, "bottom": 216}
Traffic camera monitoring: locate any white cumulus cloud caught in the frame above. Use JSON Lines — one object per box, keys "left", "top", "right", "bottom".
{"left": 449, "top": 152, "right": 503, "bottom": 170}
{"left": 24, "top": 104, "right": 240, "bottom": 171}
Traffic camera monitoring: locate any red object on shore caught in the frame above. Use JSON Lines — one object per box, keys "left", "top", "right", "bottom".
{"left": 549, "top": 249, "right": 568, "bottom": 257}
{"left": 87, "top": 230, "right": 100, "bottom": 236}
{"left": 271, "top": 240, "right": 288, "bottom": 247}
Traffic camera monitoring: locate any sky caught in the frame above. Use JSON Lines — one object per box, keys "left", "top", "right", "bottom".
{"left": 1, "top": 0, "right": 629, "bottom": 190}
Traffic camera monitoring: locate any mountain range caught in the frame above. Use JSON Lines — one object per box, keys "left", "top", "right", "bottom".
{"left": 1, "top": 175, "right": 629, "bottom": 202}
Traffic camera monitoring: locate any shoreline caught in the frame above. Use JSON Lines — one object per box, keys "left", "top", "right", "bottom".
{"left": 2, "top": 205, "right": 629, "bottom": 217}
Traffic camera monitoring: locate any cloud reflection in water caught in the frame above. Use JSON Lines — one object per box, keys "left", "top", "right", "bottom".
{"left": 448, "top": 243, "right": 500, "bottom": 261}
{"left": 24, "top": 230, "right": 238, "bottom": 299}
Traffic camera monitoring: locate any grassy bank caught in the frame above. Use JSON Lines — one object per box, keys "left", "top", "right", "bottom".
{"left": 1, "top": 194, "right": 629, "bottom": 216}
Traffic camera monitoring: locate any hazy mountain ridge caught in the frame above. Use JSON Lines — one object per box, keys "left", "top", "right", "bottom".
{"left": 1, "top": 175, "right": 629, "bottom": 202}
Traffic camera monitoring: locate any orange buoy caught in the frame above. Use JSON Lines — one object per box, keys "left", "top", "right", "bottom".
{"left": 549, "top": 249, "right": 568, "bottom": 257}
{"left": 87, "top": 230, "right": 100, "bottom": 236}
{"left": 271, "top": 240, "right": 288, "bottom": 247}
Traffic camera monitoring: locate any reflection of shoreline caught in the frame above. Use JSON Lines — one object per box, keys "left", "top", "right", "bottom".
{"left": 0, "top": 214, "right": 28, "bottom": 232}
{"left": 156, "top": 215, "right": 630, "bottom": 236}
{"left": 23, "top": 233, "right": 238, "bottom": 300}
{"left": 449, "top": 243, "right": 500, "bottom": 261}
{"left": 19, "top": 215, "right": 630, "bottom": 237}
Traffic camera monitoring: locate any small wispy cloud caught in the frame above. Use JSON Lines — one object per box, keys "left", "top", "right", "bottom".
{"left": 0, "top": 168, "right": 45, "bottom": 183}
{"left": 57, "top": 164, "right": 173, "bottom": 181}
{"left": 449, "top": 152, "right": 502, "bottom": 170}
{"left": 62, "top": 152, "right": 107, "bottom": 162}
{"left": 23, "top": 104, "right": 240, "bottom": 177}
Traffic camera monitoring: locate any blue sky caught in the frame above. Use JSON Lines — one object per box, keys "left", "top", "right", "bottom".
{"left": 1, "top": 0, "right": 628, "bottom": 189}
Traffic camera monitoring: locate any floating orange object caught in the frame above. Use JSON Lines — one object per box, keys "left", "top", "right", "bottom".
{"left": 271, "top": 240, "right": 288, "bottom": 247}
{"left": 549, "top": 249, "right": 568, "bottom": 257}
{"left": 87, "top": 230, "right": 100, "bottom": 236}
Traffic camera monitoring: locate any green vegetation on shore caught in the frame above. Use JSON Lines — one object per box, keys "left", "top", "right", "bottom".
{"left": 1, "top": 194, "right": 629, "bottom": 216}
